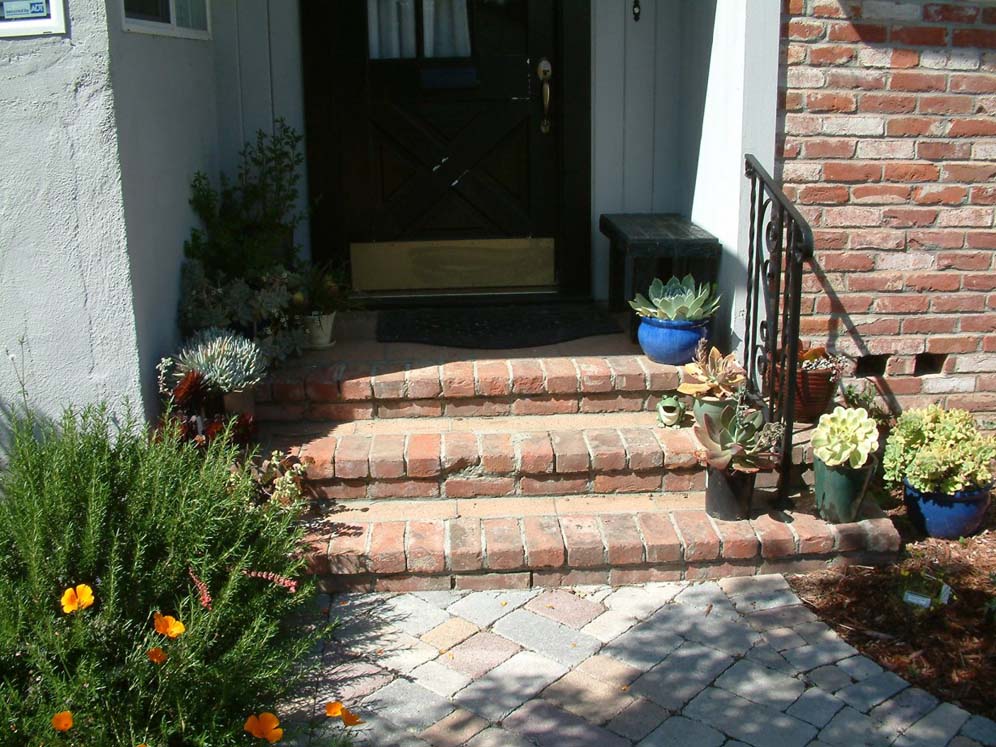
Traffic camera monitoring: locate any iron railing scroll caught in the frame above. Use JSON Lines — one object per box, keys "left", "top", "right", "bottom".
{"left": 743, "top": 154, "right": 815, "bottom": 504}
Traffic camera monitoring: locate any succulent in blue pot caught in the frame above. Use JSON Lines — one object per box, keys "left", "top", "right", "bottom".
{"left": 629, "top": 275, "right": 720, "bottom": 364}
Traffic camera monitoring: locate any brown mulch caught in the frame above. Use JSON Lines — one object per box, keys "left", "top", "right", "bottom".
{"left": 786, "top": 496, "right": 996, "bottom": 721}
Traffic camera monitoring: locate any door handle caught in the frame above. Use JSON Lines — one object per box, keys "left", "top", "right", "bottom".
{"left": 537, "top": 58, "right": 552, "bottom": 134}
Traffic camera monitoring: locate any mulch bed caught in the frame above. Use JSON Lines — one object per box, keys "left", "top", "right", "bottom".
{"left": 787, "top": 495, "right": 996, "bottom": 721}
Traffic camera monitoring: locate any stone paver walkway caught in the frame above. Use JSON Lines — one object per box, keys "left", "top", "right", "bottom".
{"left": 288, "top": 576, "right": 996, "bottom": 747}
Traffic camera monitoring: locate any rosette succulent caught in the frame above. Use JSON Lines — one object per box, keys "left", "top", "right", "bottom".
{"left": 810, "top": 406, "right": 879, "bottom": 469}
{"left": 677, "top": 343, "right": 747, "bottom": 399}
{"left": 629, "top": 274, "right": 721, "bottom": 322}
{"left": 173, "top": 328, "right": 267, "bottom": 393}
{"left": 693, "top": 404, "right": 781, "bottom": 474}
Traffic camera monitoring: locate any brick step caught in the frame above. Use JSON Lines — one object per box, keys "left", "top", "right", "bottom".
{"left": 270, "top": 412, "right": 707, "bottom": 501}
{"left": 302, "top": 500, "right": 902, "bottom": 592}
{"left": 255, "top": 354, "right": 679, "bottom": 422}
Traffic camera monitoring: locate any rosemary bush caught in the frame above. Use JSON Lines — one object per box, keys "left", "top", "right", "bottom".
{"left": 0, "top": 407, "right": 322, "bottom": 746}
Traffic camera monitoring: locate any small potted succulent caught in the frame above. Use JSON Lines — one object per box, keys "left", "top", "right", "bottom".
{"left": 292, "top": 263, "right": 350, "bottom": 349}
{"left": 883, "top": 405, "right": 996, "bottom": 539}
{"left": 781, "top": 346, "right": 848, "bottom": 422}
{"left": 628, "top": 274, "right": 721, "bottom": 364}
{"left": 810, "top": 406, "right": 880, "bottom": 524}
{"left": 694, "top": 400, "right": 781, "bottom": 520}
{"left": 169, "top": 328, "right": 268, "bottom": 417}
{"left": 677, "top": 342, "right": 748, "bottom": 426}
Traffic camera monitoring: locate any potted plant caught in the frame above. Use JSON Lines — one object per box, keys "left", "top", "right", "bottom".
{"left": 780, "top": 346, "right": 847, "bottom": 422}
{"left": 628, "top": 274, "right": 720, "bottom": 364}
{"left": 170, "top": 328, "right": 268, "bottom": 417}
{"left": 291, "top": 263, "right": 350, "bottom": 349}
{"left": 883, "top": 405, "right": 996, "bottom": 539}
{"left": 810, "top": 406, "right": 880, "bottom": 524}
{"left": 677, "top": 342, "right": 748, "bottom": 425}
{"left": 693, "top": 400, "right": 781, "bottom": 520}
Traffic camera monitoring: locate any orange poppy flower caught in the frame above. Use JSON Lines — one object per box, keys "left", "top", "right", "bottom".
{"left": 60, "top": 584, "right": 94, "bottom": 614}
{"left": 146, "top": 647, "right": 168, "bottom": 665}
{"left": 153, "top": 612, "right": 185, "bottom": 638}
{"left": 51, "top": 711, "right": 73, "bottom": 731}
{"left": 325, "top": 701, "right": 363, "bottom": 726}
{"left": 244, "top": 712, "right": 283, "bottom": 743}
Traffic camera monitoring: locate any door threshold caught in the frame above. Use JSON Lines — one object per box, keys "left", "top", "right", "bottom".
{"left": 354, "top": 287, "right": 597, "bottom": 309}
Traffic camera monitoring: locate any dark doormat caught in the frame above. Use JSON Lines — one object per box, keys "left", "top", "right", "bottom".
{"left": 376, "top": 304, "right": 621, "bottom": 349}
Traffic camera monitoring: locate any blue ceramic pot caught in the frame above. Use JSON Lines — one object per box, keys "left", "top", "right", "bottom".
{"left": 637, "top": 317, "right": 710, "bottom": 365}
{"left": 903, "top": 479, "right": 992, "bottom": 539}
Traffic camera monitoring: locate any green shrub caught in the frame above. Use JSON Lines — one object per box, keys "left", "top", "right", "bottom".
{"left": 883, "top": 404, "right": 996, "bottom": 494}
{"left": 0, "top": 407, "right": 323, "bottom": 746}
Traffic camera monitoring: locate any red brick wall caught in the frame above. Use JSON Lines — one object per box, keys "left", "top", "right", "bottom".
{"left": 779, "top": 0, "right": 996, "bottom": 419}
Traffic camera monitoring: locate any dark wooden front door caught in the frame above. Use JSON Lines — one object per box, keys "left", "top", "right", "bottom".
{"left": 301, "top": 0, "right": 590, "bottom": 296}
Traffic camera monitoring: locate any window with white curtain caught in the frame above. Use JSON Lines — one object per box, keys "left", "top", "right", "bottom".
{"left": 122, "top": 0, "right": 210, "bottom": 39}
{"left": 367, "top": 0, "right": 472, "bottom": 60}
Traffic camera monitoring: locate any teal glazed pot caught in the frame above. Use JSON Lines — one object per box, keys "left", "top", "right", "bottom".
{"left": 814, "top": 457, "right": 872, "bottom": 524}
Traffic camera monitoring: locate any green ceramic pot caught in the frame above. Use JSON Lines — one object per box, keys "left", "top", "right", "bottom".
{"left": 692, "top": 397, "right": 737, "bottom": 426}
{"left": 813, "top": 457, "right": 873, "bottom": 524}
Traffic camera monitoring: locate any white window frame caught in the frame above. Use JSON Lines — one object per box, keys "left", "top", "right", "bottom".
{"left": 0, "top": 0, "right": 67, "bottom": 38}
{"left": 121, "top": 0, "right": 211, "bottom": 41}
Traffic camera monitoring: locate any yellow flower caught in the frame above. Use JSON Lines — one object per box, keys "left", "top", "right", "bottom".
{"left": 146, "top": 647, "right": 168, "bottom": 665}
{"left": 60, "top": 584, "right": 94, "bottom": 614}
{"left": 244, "top": 712, "right": 283, "bottom": 743}
{"left": 153, "top": 612, "right": 185, "bottom": 639}
{"left": 51, "top": 710, "right": 73, "bottom": 731}
{"left": 325, "top": 701, "right": 363, "bottom": 726}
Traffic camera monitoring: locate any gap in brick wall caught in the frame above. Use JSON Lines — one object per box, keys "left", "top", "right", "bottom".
{"left": 854, "top": 354, "right": 889, "bottom": 378}
{"left": 914, "top": 353, "right": 947, "bottom": 377}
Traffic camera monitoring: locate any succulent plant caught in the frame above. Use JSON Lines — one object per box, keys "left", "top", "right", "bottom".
{"left": 798, "top": 346, "right": 848, "bottom": 378}
{"left": 628, "top": 274, "right": 721, "bottom": 322}
{"left": 677, "top": 342, "right": 747, "bottom": 400}
{"left": 175, "top": 328, "right": 267, "bottom": 394}
{"left": 693, "top": 404, "right": 780, "bottom": 473}
{"left": 811, "top": 406, "right": 879, "bottom": 469}
{"left": 883, "top": 405, "right": 996, "bottom": 494}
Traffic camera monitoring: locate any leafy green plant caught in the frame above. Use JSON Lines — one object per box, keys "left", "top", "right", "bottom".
{"left": 677, "top": 342, "right": 747, "bottom": 400}
{"left": 629, "top": 275, "right": 721, "bottom": 322}
{"left": 841, "top": 382, "right": 893, "bottom": 430}
{"left": 693, "top": 402, "right": 782, "bottom": 473}
{"left": 811, "top": 406, "right": 879, "bottom": 469}
{"left": 883, "top": 405, "right": 996, "bottom": 494}
{"left": 0, "top": 406, "right": 326, "bottom": 745}
{"left": 167, "top": 328, "right": 267, "bottom": 394}
{"left": 290, "top": 263, "right": 353, "bottom": 316}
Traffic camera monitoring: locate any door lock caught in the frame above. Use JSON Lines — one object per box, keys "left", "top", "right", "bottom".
{"left": 537, "top": 58, "right": 552, "bottom": 134}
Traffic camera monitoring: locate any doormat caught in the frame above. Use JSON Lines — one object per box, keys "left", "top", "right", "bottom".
{"left": 376, "top": 304, "right": 621, "bottom": 349}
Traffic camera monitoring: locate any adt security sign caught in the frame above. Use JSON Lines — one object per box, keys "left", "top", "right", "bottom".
{"left": 2, "top": 1, "right": 49, "bottom": 19}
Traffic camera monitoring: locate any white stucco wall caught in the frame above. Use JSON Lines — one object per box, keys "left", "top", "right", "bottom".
{"left": 107, "top": 6, "right": 219, "bottom": 415}
{"left": 0, "top": 0, "right": 144, "bottom": 427}
{"left": 590, "top": 0, "right": 780, "bottom": 324}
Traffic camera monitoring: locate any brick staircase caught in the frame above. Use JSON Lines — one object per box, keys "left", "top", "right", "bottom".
{"left": 260, "top": 323, "right": 900, "bottom": 592}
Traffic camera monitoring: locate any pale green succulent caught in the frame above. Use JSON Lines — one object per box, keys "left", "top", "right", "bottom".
{"left": 811, "top": 406, "right": 879, "bottom": 469}
{"left": 175, "top": 327, "right": 267, "bottom": 393}
{"left": 629, "top": 275, "right": 721, "bottom": 322}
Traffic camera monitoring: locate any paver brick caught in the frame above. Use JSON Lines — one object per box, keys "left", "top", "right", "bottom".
{"left": 406, "top": 365, "right": 442, "bottom": 399}
{"left": 482, "top": 517, "right": 524, "bottom": 570}
{"left": 560, "top": 515, "right": 605, "bottom": 567}
{"left": 410, "top": 659, "right": 472, "bottom": 697}
{"left": 600, "top": 513, "right": 646, "bottom": 565}
{"left": 368, "top": 522, "right": 407, "bottom": 574}
{"left": 752, "top": 513, "right": 798, "bottom": 558}
{"left": 454, "top": 651, "right": 568, "bottom": 721}
{"left": 371, "top": 367, "right": 407, "bottom": 399}
{"left": 807, "top": 664, "right": 854, "bottom": 693}
{"left": 763, "top": 626, "right": 808, "bottom": 651}
{"left": 492, "top": 608, "right": 601, "bottom": 666}
{"left": 787, "top": 686, "right": 846, "bottom": 728}
{"left": 575, "top": 654, "right": 643, "bottom": 689}
{"left": 836, "top": 670, "right": 908, "bottom": 712}
{"left": 639, "top": 715, "right": 725, "bottom": 747}
{"left": 604, "top": 583, "right": 681, "bottom": 619}
{"left": 632, "top": 641, "right": 734, "bottom": 710}
{"left": 465, "top": 728, "right": 534, "bottom": 747}
{"left": 446, "top": 590, "right": 536, "bottom": 628}
{"left": 515, "top": 432, "right": 555, "bottom": 474}
{"left": 620, "top": 427, "right": 664, "bottom": 470}
{"left": 479, "top": 433, "right": 515, "bottom": 473}
{"left": 363, "top": 678, "right": 454, "bottom": 732}
{"left": 575, "top": 357, "right": 614, "bottom": 392}
{"left": 712, "top": 517, "right": 761, "bottom": 559}
{"left": 298, "top": 436, "right": 336, "bottom": 480}
{"left": 407, "top": 521, "right": 446, "bottom": 574}
{"left": 603, "top": 617, "right": 684, "bottom": 670}
{"left": 522, "top": 515, "right": 566, "bottom": 567}
{"left": 475, "top": 360, "right": 512, "bottom": 396}
{"left": 783, "top": 640, "right": 859, "bottom": 672}
{"left": 607, "top": 356, "right": 647, "bottom": 391}
{"left": 509, "top": 359, "right": 545, "bottom": 394}
{"left": 541, "top": 668, "right": 637, "bottom": 724}
{"left": 525, "top": 589, "right": 604, "bottom": 629}
{"left": 581, "top": 609, "right": 637, "bottom": 642}
{"left": 715, "top": 658, "right": 806, "bottom": 709}
{"left": 383, "top": 593, "right": 452, "bottom": 636}
{"left": 836, "top": 655, "right": 883, "bottom": 682}
{"left": 868, "top": 687, "right": 938, "bottom": 735}
{"left": 418, "top": 708, "right": 488, "bottom": 747}
{"left": 607, "top": 698, "right": 671, "bottom": 742}
{"left": 421, "top": 616, "right": 479, "bottom": 652}
{"left": 441, "top": 361, "right": 475, "bottom": 398}
{"left": 441, "top": 432, "right": 480, "bottom": 472}
{"left": 407, "top": 434, "right": 442, "bottom": 478}
{"left": 328, "top": 524, "right": 369, "bottom": 575}
{"left": 445, "top": 476, "right": 515, "bottom": 497}
{"left": 745, "top": 604, "right": 819, "bottom": 631}
{"left": 551, "top": 430, "right": 590, "bottom": 473}
{"left": 637, "top": 513, "right": 683, "bottom": 563}
{"left": 894, "top": 703, "right": 971, "bottom": 747}
{"left": 585, "top": 428, "right": 627, "bottom": 470}
{"left": 505, "top": 698, "right": 629, "bottom": 747}
{"left": 448, "top": 517, "right": 483, "bottom": 572}
{"left": 369, "top": 434, "right": 406, "bottom": 478}
{"left": 788, "top": 511, "right": 836, "bottom": 555}
{"left": 441, "top": 631, "right": 521, "bottom": 678}
{"left": 684, "top": 686, "right": 817, "bottom": 747}
{"left": 334, "top": 435, "right": 371, "bottom": 479}
{"left": 962, "top": 715, "right": 996, "bottom": 746}
{"left": 671, "top": 511, "right": 721, "bottom": 561}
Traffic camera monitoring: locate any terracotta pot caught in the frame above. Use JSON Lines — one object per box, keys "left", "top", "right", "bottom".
{"left": 793, "top": 368, "right": 837, "bottom": 422}
{"left": 223, "top": 390, "right": 256, "bottom": 418}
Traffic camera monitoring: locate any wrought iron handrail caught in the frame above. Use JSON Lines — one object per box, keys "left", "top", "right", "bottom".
{"left": 743, "top": 154, "right": 815, "bottom": 504}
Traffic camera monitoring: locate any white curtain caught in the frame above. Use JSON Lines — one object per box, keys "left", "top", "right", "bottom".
{"left": 367, "top": 0, "right": 417, "bottom": 59}
{"left": 423, "top": 0, "right": 472, "bottom": 58}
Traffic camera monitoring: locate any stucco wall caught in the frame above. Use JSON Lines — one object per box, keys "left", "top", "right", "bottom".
{"left": 107, "top": 7, "right": 219, "bottom": 415}
{"left": 0, "top": 0, "right": 144, "bottom": 427}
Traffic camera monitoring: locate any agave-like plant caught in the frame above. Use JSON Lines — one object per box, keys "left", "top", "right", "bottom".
{"left": 677, "top": 343, "right": 747, "bottom": 399}
{"left": 173, "top": 327, "right": 267, "bottom": 393}
{"left": 811, "top": 406, "right": 879, "bottom": 469}
{"left": 693, "top": 404, "right": 780, "bottom": 473}
{"left": 628, "top": 275, "right": 721, "bottom": 322}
